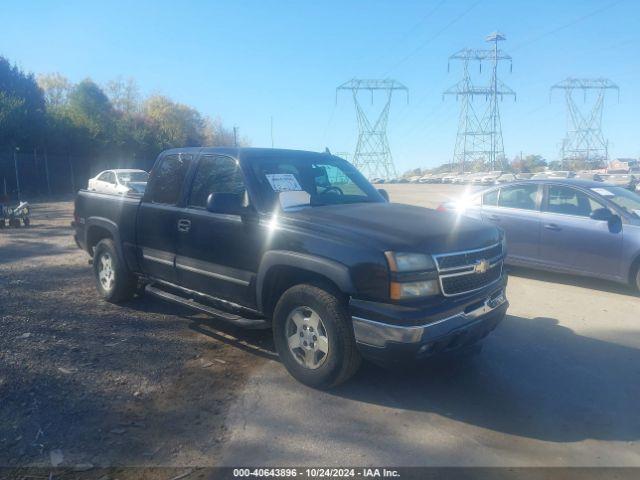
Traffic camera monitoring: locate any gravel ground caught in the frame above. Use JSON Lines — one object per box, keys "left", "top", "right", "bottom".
{"left": 0, "top": 200, "right": 274, "bottom": 472}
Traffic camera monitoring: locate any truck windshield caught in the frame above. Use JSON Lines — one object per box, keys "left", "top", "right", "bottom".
{"left": 250, "top": 156, "right": 384, "bottom": 209}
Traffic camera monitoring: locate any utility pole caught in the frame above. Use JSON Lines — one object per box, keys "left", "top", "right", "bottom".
{"left": 233, "top": 126, "right": 239, "bottom": 147}
{"left": 550, "top": 78, "right": 619, "bottom": 168}
{"left": 44, "top": 149, "right": 52, "bottom": 196}
{"left": 444, "top": 32, "right": 515, "bottom": 172}
{"left": 68, "top": 154, "right": 76, "bottom": 193}
{"left": 14, "top": 147, "right": 21, "bottom": 201}
{"left": 336, "top": 78, "right": 408, "bottom": 180}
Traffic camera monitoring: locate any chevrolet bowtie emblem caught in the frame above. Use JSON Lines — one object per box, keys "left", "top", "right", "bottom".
{"left": 473, "top": 259, "right": 490, "bottom": 274}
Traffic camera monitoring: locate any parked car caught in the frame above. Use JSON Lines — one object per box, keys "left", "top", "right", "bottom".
{"left": 531, "top": 171, "right": 575, "bottom": 180}
{"left": 370, "top": 177, "right": 385, "bottom": 184}
{"left": 575, "top": 172, "right": 605, "bottom": 182}
{"left": 515, "top": 172, "right": 534, "bottom": 180}
{"left": 478, "top": 171, "right": 504, "bottom": 185}
{"left": 88, "top": 169, "right": 149, "bottom": 195}
{"left": 452, "top": 173, "right": 475, "bottom": 184}
{"left": 439, "top": 179, "right": 640, "bottom": 290}
{"left": 469, "top": 173, "right": 490, "bottom": 185}
{"left": 495, "top": 173, "right": 517, "bottom": 184}
{"left": 74, "top": 148, "right": 508, "bottom": 388}
{"left": 441, "top": 173, "right": 458, "bottom": 184}
{"left": 601, "top": 173, "right": 637, "bottom": 191}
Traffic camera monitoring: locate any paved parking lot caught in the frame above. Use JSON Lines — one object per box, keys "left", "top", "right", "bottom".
{"left": 219, "top": 184, "right": 640, "bottom": 466}
{"left": 1, "top": 185, "right": 639, "bottom": 469}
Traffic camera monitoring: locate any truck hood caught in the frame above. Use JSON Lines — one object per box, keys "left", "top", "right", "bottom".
{"left": 280, "top": 202, "right": 501, "bottom": 254}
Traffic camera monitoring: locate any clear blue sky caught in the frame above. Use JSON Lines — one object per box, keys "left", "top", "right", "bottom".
{"left": 1, "top": 0, "right": 638, "bottom": 172}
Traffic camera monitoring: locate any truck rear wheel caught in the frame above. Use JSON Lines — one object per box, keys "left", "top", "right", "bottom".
{"left": 93, "top": 238, "right": 137, "bottom": 303}
{"left": 273, "top": 283, "right": 361, "bottom": 389}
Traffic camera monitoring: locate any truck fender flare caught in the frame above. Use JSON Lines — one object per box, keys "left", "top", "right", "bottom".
{"left": 255, "top": 250, "right": 355, "bottom": 312}
{"left": 85, "top": 217, "right": 122, "bottom": 257}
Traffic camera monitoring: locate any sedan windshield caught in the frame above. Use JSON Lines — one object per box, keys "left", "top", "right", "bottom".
{"left": 592, "top": 186, "right": 640, "bottom": 218}
{"left": 117, "top": 171, "right": 149, "bottom": 184}
{"left": 250, "top": 156, "right": 383, "bottom": 209}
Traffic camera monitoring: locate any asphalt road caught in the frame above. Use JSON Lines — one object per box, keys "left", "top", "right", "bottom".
{"left": 219, "top": 184, "right": 640, "bottom": 467}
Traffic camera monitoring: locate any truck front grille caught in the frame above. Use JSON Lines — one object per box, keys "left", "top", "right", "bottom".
{"left": 434, "top": 243, "right": 504, "bottom": 297}
{"left": 435, "top": 243, "right": 503, "bottom": 270}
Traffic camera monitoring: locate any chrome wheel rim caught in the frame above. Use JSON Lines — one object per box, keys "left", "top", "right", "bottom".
{"left": 285, "top": 306, "right": 329, "bottom": 370}
{"left": 98, "top": 252, "right": 115, "bottom": 292}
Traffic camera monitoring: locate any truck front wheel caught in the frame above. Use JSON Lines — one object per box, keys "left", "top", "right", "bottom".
{"left": 273, "top": 283, "right": 361, "bottom": 389}
{"left": 93, "top": 238, "right": 137, "bottom": 303}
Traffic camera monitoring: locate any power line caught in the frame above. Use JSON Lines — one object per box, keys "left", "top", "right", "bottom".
{"left": 382, "top": 0, "right": 483, "bottom": 77}
{"left": 511, "top": 0, "right": 625, "bottom": 52}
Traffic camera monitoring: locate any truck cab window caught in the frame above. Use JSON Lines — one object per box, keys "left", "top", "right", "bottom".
{"left": 149, "top": 154, "right": 191, "bottom": 204}
{"left": 189, "top": 155, "right": 246, "bottom": 208}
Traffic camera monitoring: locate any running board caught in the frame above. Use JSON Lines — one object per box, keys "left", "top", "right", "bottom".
{"left": 145, "top": 284, "right": 270, "bottom": 329}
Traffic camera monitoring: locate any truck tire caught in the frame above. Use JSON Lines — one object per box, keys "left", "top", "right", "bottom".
{"left": 272, "top": 283, "right": 361, "bottom": 389}
{"left": 93, "top": 238, "right": 137, "bottom": 303}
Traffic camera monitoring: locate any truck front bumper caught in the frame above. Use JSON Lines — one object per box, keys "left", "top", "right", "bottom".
{"left": 350, "top": 279, "right": 508, "bottom": 365}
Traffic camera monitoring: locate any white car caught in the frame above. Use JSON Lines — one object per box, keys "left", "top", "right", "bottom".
{"left": 88, "top": 169, "right": 149, "bottom": 195}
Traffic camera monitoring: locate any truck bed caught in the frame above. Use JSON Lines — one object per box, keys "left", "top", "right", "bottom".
{"left": 74, "top": 189, "right": 142, "bottom": 256}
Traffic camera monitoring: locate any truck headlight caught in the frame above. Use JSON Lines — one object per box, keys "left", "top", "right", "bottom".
{"left": 385, "top": 252, "right": 439, "bottom": 299}
{"left": 385, "top": 252, "right": 435, "bottom": 272}
{"left": 390, "top": 279, "right": 439, "bottom": 299}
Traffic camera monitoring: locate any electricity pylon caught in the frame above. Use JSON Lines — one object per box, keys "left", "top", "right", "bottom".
{"left": 336, "top": 79, "right": 408, "bottom": 180}
{"left": 550, "top": 78, "right": 619, "bottom": 167}
{"left": 444, "top": 32, "right": 515, "bottom": 172}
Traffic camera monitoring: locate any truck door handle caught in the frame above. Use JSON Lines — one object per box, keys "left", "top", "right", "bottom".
{"left": 544, "top": 223, "right": 561, "bottom": 231}
{"left": 177, "top": 219, "right": 191, "bottom": 232}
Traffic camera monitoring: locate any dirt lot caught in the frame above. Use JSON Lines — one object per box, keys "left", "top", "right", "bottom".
{"left": 2, "top": 185, "right": 640, "bottom": 476}
{"left": 0, "top": 200, "right": 274, "bottom": 472}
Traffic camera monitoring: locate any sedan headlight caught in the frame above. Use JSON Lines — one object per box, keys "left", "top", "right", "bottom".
{"left": 385, "top": 252, "right": 439, "bottom": 299}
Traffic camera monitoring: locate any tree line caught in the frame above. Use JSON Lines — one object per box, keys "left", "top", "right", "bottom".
{"left": 0, "top": 55, "right": 241, "bottom": 169}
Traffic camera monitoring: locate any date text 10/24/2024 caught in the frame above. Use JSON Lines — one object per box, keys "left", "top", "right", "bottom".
{"left": 232, "top": 468, "right": 401, "bottom": 478}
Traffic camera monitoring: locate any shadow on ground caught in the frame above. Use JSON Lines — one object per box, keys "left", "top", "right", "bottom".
{"left": 329, "top": 313, "right": 640, "bottom": 443}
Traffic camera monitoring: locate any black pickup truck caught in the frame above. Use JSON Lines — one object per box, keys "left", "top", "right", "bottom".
{"left": 74, "top": 148, "right": 508, "bottom": 388}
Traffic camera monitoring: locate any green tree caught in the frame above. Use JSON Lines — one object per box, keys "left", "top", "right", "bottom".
{"left": 143, "top": 94, "right": 206, "bottom": 149}
{"left": 66, "top": 79, "right": 115, "bottom": 153}
{"left": 37, "top": 72, "right": 71, "bottom": 106}
{"left": 0, "top": 56, "right": 46, "bottom": 149}
{"left": 510, "top": 154, "right": 547, "bottom": 173}
{"left": 105, "top": 76, "right": 141, "bottom": 115}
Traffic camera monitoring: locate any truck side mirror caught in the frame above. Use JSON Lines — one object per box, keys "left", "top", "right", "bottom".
{"left": 206, "top": 192, "right": 245, "bottom": 214}
{"left": 377, "top": 188, "right": 390, "bottom": 202}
